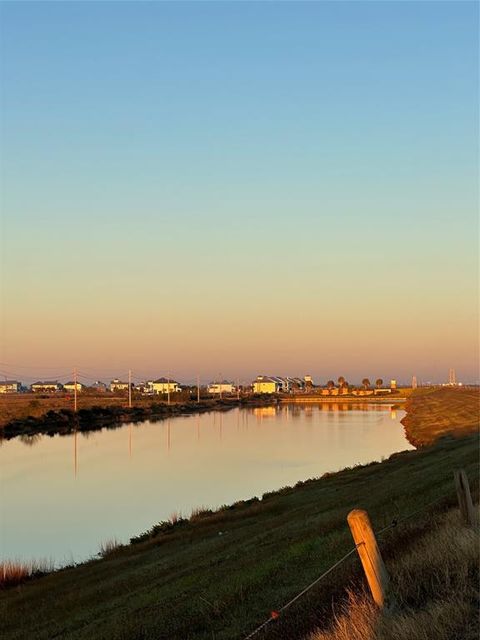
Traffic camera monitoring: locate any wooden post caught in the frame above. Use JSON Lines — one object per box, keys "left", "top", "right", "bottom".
{"left": 347, "top": 509, "right": 390, "bottom": 608}
{"left": 454, "top": 469, "right": 477, "bottom": 527}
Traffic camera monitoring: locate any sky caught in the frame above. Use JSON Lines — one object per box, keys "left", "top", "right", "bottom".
{"left": 0, "top": 1, "right": 478, "bottom": 386}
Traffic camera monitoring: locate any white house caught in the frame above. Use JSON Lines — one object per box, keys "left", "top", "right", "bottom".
{"left": 147, "top": 378, "right": 181, "bottom": 394}
{"left": 31, "top": 381, "right": 63, "bottom": 392}
{"left": 0, "top": 380, "right": 21, "bottom": 394}
{"left": 208, "top": 381, "right": 235, "bottom": 395}
{"left": 63, "top": 381, "right": 85, "bottom": 393}
{"left": 110, "top": 379, "right": 131, "bottom": 393}
{"left": 252, "top": 376, "right": 280, "bottom": 394}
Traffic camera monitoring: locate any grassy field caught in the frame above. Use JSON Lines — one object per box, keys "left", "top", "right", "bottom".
{"left": 0, "top": 392, "right": 198, "bottom": 429}
{"left": 0, "top": 388, "right": 478, "bottom": 640}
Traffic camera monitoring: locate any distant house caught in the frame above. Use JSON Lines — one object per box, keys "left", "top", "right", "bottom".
{"left": 91, "top": 381, "right": 107, "bottom": 392}
{"left": 63, "top": 381, "right": 85, "bottom": 393}
{"left": 31, "top": 381, "right": 63, "bottom": 392}
{"left": 110, "top": 379, "right": 131, "bottom": 393}
{"left": 252, "top": 376, "right": 280, "bottom": 394}
{"left": 351, "top": 389, "right": 374, "bottom": 396}
{"left": 0, "top": 380, "right": 21, "bottom": 394}
{"left": 147, "top": 378, "right": 181, "bottom": 394}
{"left": 208, "top": 381, "right": 235, "bottom": 395}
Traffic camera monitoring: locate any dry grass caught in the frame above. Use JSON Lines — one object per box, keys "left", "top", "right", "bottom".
{"left": 308, "top": 508, "right": 479, "bottom": 640}
{"left": 0, "top": 392, "right": 195, "bottom": 429}
{"left": 168, "top": 510, "right": 182, "bottom": 525}
{"left": 98, "top": 538, "right": 122, "bottom": 558}
{"left": 0, "top": 559, "right": 54, "bottom": 588}
{"left": 402, "top": 387, "right": 479, "bottom": 447}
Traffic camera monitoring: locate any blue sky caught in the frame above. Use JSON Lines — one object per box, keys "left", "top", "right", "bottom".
{"left": 1, "top": 1, "right": 478, "bottom": 383}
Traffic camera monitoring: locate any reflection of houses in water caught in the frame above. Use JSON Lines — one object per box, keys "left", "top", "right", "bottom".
{"left": 253, "top": 406, "right": 277, "bottom": 419}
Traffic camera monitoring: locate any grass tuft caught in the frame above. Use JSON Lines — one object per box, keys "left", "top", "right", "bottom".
{"left": 98, "top": 538, "right": 122, "bottom": 558}
{"left": 0, "top": 559, "right": 54, "bottom": 589}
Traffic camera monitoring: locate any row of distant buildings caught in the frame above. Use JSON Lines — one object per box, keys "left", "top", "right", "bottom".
{"left": 0, "top": 375, "right": 396, "bottom": 395}
{"left": 0, "top": 378, "right": 183, "bottom": 394}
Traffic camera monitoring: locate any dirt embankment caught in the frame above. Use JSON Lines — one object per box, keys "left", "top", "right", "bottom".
{"left": 401, "top": 387, "right": 479, "bottom": 447}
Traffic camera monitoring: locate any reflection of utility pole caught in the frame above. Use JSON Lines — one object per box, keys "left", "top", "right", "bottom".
{"left": 129, "top": 423, "right": 132, "bottom": 458}
{"left": 167, "top": 419, "right": 171, "bottom": 451}
{"left": 128, "top": 369, "right": 132, "bottom": 408}
{"left": 74, "top": 429, "right": 78, "bottom": 478}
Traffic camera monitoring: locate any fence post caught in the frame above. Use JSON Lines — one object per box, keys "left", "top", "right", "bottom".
{"left": 454, "top": 469, "right": 477, "bottom": 527}
{"left": 347, "top": 509, "right": 390, "bottom": 608}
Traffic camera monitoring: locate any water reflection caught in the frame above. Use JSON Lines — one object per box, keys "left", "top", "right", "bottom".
{"left": 1, "top": 405, "right": 411, "bottom": 564}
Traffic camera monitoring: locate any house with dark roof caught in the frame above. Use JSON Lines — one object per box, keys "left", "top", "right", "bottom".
{"left": 207, "top": 381, "right": 235, "bottom": 395}
{"left": 91, "top": 381, "right": 107, "bottom": 392}
{"left": 31, "top": 381, "right": 63, "bottom": 392}
{"left": 147, "top": 378, "right": 181, "bottom": 394}
{"left": 0, "top": 380, "right": 21, "bottom": 393}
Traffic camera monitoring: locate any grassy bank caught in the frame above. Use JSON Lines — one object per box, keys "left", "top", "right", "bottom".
{"left": 308, "top": 506, "right": 479, "bottom": 640}
{"left": 1, "top": 389, "right": 478, "bottom": 640}
{"left": 0, "top": 393, "right": 275, "bottom": 430}
{"left": 401, "top": 386, "right": 479, "bottom": 446}
{"left": 0, "top": 396, "right": 274, "bottom": 439}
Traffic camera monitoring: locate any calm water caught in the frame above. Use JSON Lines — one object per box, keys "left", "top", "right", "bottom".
{"left": 0, "top": 404, "right": 412, "bottom": 564}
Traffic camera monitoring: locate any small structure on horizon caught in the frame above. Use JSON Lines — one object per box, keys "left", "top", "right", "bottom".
{"left": 147, "top": 378, "right": 181, "bottom": 394}
{"left": 31, "top": 381, "right": 63, "bottom": 392}
{"left": 0, "top": 380, "right": 21, "bottom": 393}
{"left": 64, "top": 381, "right": 85, "bottom": 393}
{"left": 208, "top": 381, "right": 235, "bottom": 395}
{"left": 91, "top": 380, "right": 107, "bottom": 392}
{"left": 252, "top": 376, "right": 280, "bottom": 394}
{"left": 110, "top": 379, "right": 131, "bottom": 393}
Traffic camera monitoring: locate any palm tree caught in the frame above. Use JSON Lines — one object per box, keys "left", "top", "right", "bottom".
{"left": 338, "top": 376, "right": 346, "bottom": 388}
{"left": 376, "top": 378, "right": 383, "bottom": 389}
{"left": 327, "top": 380, "right": 335, "bottom": 394}
{"left": 362, "top": 378, "right": 371, "bottom": 390}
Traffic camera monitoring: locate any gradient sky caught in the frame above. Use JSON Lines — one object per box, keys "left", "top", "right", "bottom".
{"left": 0, "top": 1, "right": 478, "bottom": 385}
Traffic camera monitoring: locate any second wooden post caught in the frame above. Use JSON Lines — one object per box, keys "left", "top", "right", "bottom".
{"left": 347, "top": 509, "right": 390, "bottom": 608}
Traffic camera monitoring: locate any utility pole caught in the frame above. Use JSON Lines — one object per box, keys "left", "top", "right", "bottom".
{"left": 237, "top": 378, "right": 240, "bottom": 400}
{"left": 128, "top": 369, "right": 132, "bottom": 408}
{"left": 73, "top": 367, "right": 77, "bottom": 412}
{"left": 197, "top": 374, "right": 200, "bottom": 403}
{"left": 167, "top": 373, "right": 171, "bottom": 405}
